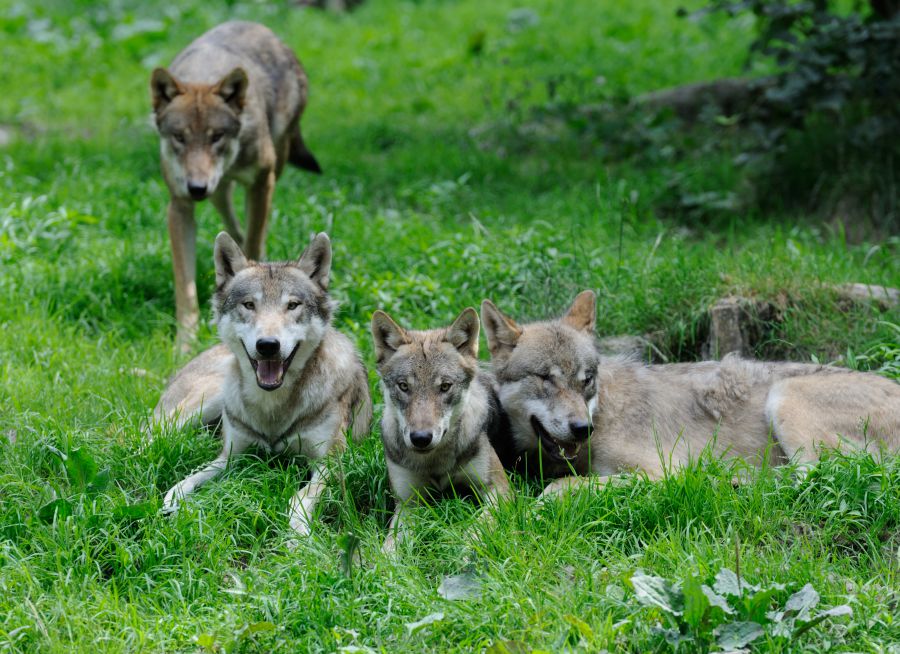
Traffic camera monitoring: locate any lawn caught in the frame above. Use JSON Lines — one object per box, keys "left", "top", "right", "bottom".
{"left": 1, "top": 0, "right": 899, "bottom": 651}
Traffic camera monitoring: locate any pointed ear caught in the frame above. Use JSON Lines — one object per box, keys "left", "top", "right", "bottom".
{"left": 446, "top": 307, "right": 480, "bottom": 359}
{"left": 561, "top": 290, "right": 597, "bottom": 334}
{"left": 480, "top": 299, "right": 522, "bottom": 359}
{"left": 371, "top": 311, "right": 410, "bottom": 366}
{"left": 151, "top": 68, "right": 182, "bottom": 113}
{"left": 297, "top": 232, "right": 332, "bottom": 290}
{"left": 215, "top": 67, "right": 249, "bottom": 112}
{"left": 214, "top": 232, "right": 248, "bottom": 288}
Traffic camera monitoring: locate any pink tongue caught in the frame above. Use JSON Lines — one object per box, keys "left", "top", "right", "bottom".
{"left": 256, "top": 359, "right": 284, "bottom": 386}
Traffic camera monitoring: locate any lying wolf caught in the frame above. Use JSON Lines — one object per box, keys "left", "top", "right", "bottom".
{"left": 371, "top": 308, "right": 510, "bottom": 551}
{"left": 482, "top": 290, "right": 900, "bottom": 495}
{"left": 154, "top": 231, "right": 371, "bottom": 536}
{"left": 151, "top": 21, "right": 321, "bottom": 346}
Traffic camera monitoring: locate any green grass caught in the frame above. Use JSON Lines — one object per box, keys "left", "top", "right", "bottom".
{"left": 1, "top": 0, "right": 899, "bottom": 651}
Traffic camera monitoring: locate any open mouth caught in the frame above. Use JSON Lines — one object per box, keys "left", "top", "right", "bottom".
{"left": 242, "top": 341, "right": 301, "bottom": 391}
{"left": 531, "top": 415, "right": 583, "bottom": 462}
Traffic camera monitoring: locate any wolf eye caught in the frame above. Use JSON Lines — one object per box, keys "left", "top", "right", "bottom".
{"left": 172, "top": 133, "right": 185, "bottom": 144}
{"left": 397, "top": 381, "right": 409, "bottom": 393}
{"left": 584, "top": 374, "right": 594, "bottom": 387}
{"left": 440, "top": 382, "right": 452, "bottom": 393}
{"left": 242, "top": 301, "right": 255, "bottom": 311}
{"left": 537, "top": 373, "right": 551, "bottom": 382}
{"left": 287, "top": 301, "right": 300, "bottom": 310}
{"left": 211, "top": 132, "right": 224, "bottom": 144}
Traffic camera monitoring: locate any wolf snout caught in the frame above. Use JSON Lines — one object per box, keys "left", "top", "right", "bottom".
{"left": 569, "top": 420, "right": 591, "bottom": 442}
{"left": 187, "top": 181, "right": 208, "bottom": 200}
{"left": 409, "top": 430, "right": 433, "bottom": 450}
{"left": 255, "top": 337, "right": 281, "bottom": 358}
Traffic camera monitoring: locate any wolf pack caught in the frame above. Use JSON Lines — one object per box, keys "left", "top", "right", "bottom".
{"left": 149, "top": 22, "right": 900, "bottom": 552}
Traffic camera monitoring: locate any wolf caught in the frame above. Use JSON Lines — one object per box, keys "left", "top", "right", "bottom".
{"left": 151, "top": 21, "right": 321, "bottom": 346}
{"left": 482, "top": 290, "right": 900, "bottom": 496}
{"left": 371, "top": 308, "right": 510, "bottom": 552}
{"left": 155, "top": 231, "right": 372, "bottom": 537}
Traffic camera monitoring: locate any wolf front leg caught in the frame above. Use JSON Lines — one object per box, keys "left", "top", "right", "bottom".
{"left": 287, "top": 463, "right": 330, "bottom": 539}
{"left": 382, "top": 502, "right": 414, "bottom": 554}
{"left": 243, "top": 169, "right": 275, "bottom": 261}
{"left": 167, "top": 198, "right": 199, "bottom": 350}
{"left": 162, "top": 437, "right": 250, "bottom": 514}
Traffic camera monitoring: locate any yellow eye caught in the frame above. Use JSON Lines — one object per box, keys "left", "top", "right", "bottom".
{"left": 242, "top": 301, "right": 255, "bottom": 310}
{"left": 398, "top": 381, "right": 409, "bottom": 392}
{"left": 440, "top": 382, "right": 452, "bottom": 392}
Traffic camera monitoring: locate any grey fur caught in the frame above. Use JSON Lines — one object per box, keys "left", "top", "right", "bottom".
{"left": 483, "top": 291, "right": 900, "bottom": 497}
{"left": 153, "top": 231, "right": 372, "bottom": 538}
{"left": 371, "top": 308, "right": 509, "bottom": 552}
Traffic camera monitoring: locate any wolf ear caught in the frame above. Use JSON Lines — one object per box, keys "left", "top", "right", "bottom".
{"left": 215, "top": 67, "right": 249, "bottom": 112}
{"left": 480, "top": 299, "right": 523, "bottom": 359}
{"left": 371, "top": 311, "right": 410, "bottom": 365}
{"left": 446, "top": 307, "right": 480, "bottom": 359}
{"left": 297, "top": 232, "right": 332, "bottom": 290}
{"left": 561, "top": 290, "right": 597, "bottom": 334}
{"left": 214, "top": 232, "right": 248, "bottom": 288}
{"left": 151, "top": 68, "right": 182, "bottom": 113}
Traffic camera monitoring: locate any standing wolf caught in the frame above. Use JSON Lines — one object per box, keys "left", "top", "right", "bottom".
{"left": 151, "top": 21, "right": 321, "bottom": 346}
{"left": 372, "top": 308, "right": 510, "bottom": 551}
{"left": 482, "top": 291, "right": 900, "bottom": 496}
{"left": 155, "top": 231, "right": 371, "bottom": 537}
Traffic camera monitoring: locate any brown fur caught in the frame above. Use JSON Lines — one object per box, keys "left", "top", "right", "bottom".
{"left": 372, "top": 308, "right": 509, "bottom": 552}
{"left": 151, "top": 21, "right": 320, "bottom": 348}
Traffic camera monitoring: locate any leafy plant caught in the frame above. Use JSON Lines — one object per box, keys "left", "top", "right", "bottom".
{"left": 630, "top": 567, "right": 852, "bottom": 650}
{"left": 696, "top": 0, "right": 900, "bottom": 229}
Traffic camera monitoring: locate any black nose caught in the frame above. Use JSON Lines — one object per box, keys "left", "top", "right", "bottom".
{"left": 409, "top": 430, "right": 433, "bottom": 449}
{"left": 187, "top": 182, "right": 208, "bottom": 200}
{"left": 255, "top": 338, "right": 280, "bottom": 358}
{"left": 569, "top": 420, "right": 591, "bottom": 442}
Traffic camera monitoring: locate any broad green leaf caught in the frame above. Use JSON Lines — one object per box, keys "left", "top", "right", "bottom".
{"left": 64, "top": 447, "right": 97, "bottom": 490}
{"left": 713, "top": 568, "right": 742, "bottom": 597}
{"left": 746, "top": 587, "right": 781, "bottom": 623}
{"left": 783, "top": 583, "right": 819, "bottom": 621}
{"left": 113, "top": 501, "right": 156, "bottom": 520}
{"left": 245, "top": 621, "right": 276, "bottom": 635}
{"left": 37, "top": 498, "right": 73, "bottom": 523}
{"left": 86, "top": 468, "right": 110, "bottom": 495}
{"left": 563, "top": 614, "right": 594, "bottom": 641}
{"left": 715, "top": 621, "right": 764, "bottom": 649}
{"left": 631, "top": 571, "right": 684, "bottom": 615}
{"left": 702, "top": 584, "right": 734, "bottom": 615}
{"left": 195, "top": 633, "right": 217, "bottom": 652}
{"left": 682, "top": 575, "right": 710, "bottom": 629}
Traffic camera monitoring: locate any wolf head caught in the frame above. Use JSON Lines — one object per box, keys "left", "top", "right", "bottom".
{"left": 151, "top": 67, "right": 248, "bottom": 201}
{"left": 213, "top": 231, "right": 335, "bottom": 391}
{"left": 372, "top": 308, "right": 480, "bottom": 454}
{"left": 481, "top": 291, "right": 599, "bottom": 465}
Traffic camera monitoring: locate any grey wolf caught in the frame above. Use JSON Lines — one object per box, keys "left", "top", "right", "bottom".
{"left": 151, "top": 21, "right": 321, "bottom": 346}
{"left": 155, "top": 231, "right": 371, "bottom": 537}
{"left": 482, "top": 290, "right": 900, "bottom": 496}
{"left": 372, "top": 308, "right": 510, "bottom": 552}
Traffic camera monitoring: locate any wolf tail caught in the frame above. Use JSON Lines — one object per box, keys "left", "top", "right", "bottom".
{"left": 288, "top": 125, "right": 322, "bottom": 174}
